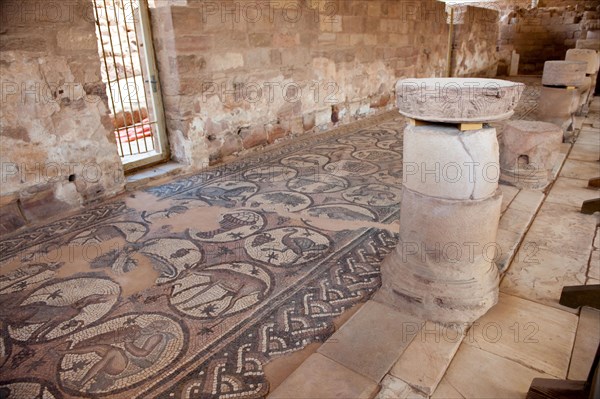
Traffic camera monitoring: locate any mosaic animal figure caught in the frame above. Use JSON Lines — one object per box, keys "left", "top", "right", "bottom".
{"left": 197, "top": 185, "right": 255, "bottom": 204}
{"left": 3, "top": 294, "right": 111, "bottom": 341}
{"left": 173, "top": 268, "right": 268, "bottom": 317}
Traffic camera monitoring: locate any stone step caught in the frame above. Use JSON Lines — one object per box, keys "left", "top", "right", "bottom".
{"left": 567, "top": 306, "right": 600, "bottom": 381}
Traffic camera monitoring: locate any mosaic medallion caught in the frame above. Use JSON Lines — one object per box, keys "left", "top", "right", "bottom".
{"left": 188, "top": 181, "right": 259, "bottom": 206}
{"left": 6, "top": 277, "right": 120, "bottom": 342}
{"left": 58, "top": 313, "right": 186, "bottom": 396}
{"left": 352, "top": 149, "right": 399, "bottom": 162}
{"left": 0, "top": 380, "right": 59, "bottom": 399}
{"left": 69, "top": 222, "right": 148, "bottom": 245}
{"left": 169, "top": 263, "right": 272, "bottom": 319}
{"left": 245, "top": 191, "right": 312, "bottom": 213}
{"left": 303, "top": 204, "right": 377, "bottom": 222}
{"left": 287, "top": 174, "right": 349, "bottom": 194}
{"left": 244, "top": 227, "right": 331, "bottom": 267}
{"left": 243, "top": 166, "right": 297, "bottom": 183}
{"left": 323, "top": 160, "right": 379, "bottom": 177}
{"left": 280, "top": 154, "right": 330, "bottom": 168}
{"left": 140, "top": 238, "right": 204, "bottom": 284}
{"left": 343, "top": 184, "right": 403, "bottom": 207}
{"left": 189, "top": 210, "right": 265, "bottom": 242}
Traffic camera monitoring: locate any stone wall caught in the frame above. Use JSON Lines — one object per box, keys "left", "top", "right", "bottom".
{"left": 149, "top": 0, "right": 499, "bottom": 167}
{"left": 499, "top": 1, "right": 600, "bottom": 74}
{"left": 453, "top": 6, "right": 500, "bottom": 77}
{"left": 0, "top": 0, "right": 125, "bottom": 235}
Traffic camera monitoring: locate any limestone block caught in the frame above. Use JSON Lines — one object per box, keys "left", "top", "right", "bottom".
{"left": 378, "top": 188, "right": 502, "bottom": 325}
{"left": 576, "top": 39, "right": 600, "bottom": 50}
{"left": 395, "top": 78, "right": 525, "bottom": 123}
{"left": 537, "top": 86, "right": 579, "bottom": 134}
{"left": 588, "top": 31, "right": 600, "bottom": 40}
{"left": 499, "top": 121, "right": 563, "bottom": 190}
{"left": 403, "top": 125, "right": 499, "bottom": 201}
{"left": 542, "top": 61, "right": 587, "bottom": 87}
{"left": 566, "top": 49, "right": 600, "bottom": 74}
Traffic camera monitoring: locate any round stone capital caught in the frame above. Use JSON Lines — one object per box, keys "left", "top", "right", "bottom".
{"left": 395, "top": 78, "right": 525, "bottom": 123}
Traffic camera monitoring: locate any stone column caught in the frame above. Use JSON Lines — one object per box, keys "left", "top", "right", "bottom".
{"left": 538, "top": 61, "right": 587, "bottom": 139}
{"left": 566, "top": 49, "right": 600, "bottom": 113}
{"left": 376, "top": 78, "right": 524, "bottom": 325}
{"left": 499, "top": 121, "right": 563, "bottom": 190}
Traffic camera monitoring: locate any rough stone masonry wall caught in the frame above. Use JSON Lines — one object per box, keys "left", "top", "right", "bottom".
{"left": 0, "top": 0, "right": 125, "bottom": 235}
{"left": 499, "top": 1, "right": 600, "bottom": 74}
{"left": 149, "top": 0, "right": 499, "bottom": 167}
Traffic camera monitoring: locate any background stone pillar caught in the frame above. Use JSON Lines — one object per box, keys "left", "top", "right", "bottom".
{"left": 376, "top": 78, "right": 524, "bottom": 325}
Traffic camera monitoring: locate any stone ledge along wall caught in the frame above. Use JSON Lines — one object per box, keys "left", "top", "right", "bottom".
{"left": 149, "top": 0, "right": 500, "bottom": 167}
{"left": 0, "top": 0, "right": 125, "bottom": 235}
{"left": 499, "top": 1, "right": 600, "bottom": 75}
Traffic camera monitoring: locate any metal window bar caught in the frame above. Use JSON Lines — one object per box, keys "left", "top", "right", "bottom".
{"left": 92, "top": 0, "right": 159, "bottom": 161}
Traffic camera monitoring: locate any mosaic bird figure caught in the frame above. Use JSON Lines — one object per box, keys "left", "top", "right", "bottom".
{"left": 193, "top": 212, "right": 259, "bottom": 239}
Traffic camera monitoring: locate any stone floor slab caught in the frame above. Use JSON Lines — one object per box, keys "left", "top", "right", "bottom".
{"left": 500, "top": 184, "right": 520, "bottom": 213}
{"left": 498, "top": 207, "right": 536, "bottom": 235}
{"left": 430, "top": 378, "right": 465, "bottom": 399}
{"left": 508, "top": 189, "right": 545, "bottom": 214}
{"left": 560, "top": 159, "right": 600, "bottom": 181}
{"left": 520, "top": 201, "right": 597, "bottom": 254}
{"left": 465, "top": 293, "right": 578, "bottom": 378}
{"left": 568, "top": 307, "right": 600, "bottom": 380}
{"left": 389, "top": 322, "right": 463, "bottom": 395}
{"left": 569, "top": 141, "right": 600, "bottom": 162}
{"left": 444, "top": 343, "right": 555, "bottom": 399}
{"left": 590, "top": 250, "right": 600, "bottom": 280}
{"left": 545, "top": 177, "right": 599, "bottom": 209}
{"left": 501, "top": 242, "right": 589, "bottom": 307}
{"left": 318, "top": 300, "right": 421, "bottom": 382}
{"left": 268, "top": 354, "right": 379, "bottom": 399}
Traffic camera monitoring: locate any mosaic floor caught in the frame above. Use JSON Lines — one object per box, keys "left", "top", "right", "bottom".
{"left": 0, "top": 83, "right": 540, "bottom": 399}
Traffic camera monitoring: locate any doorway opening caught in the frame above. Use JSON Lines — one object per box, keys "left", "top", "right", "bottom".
{"left": 92, "top": 0, "right": 169, "bottom": 172}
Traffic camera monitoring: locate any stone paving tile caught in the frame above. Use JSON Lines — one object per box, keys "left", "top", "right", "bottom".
{"left": 575, "top": 129, "right": 600, "bottom": 146}
{"left": 518, "top": 201, "right": 598, "bottom": 254}
{"left": 443, "top": 343, "right": 554, "bottom": 399}
{"left": 589, "top": 250, "right": 600, "bottom": 280}
{"left": 495, "top": 228, "right": 522, "bottom": 274}
{"left": 568, "top": 307, "right": 600, "bottom": 380}
{"left": 268, "top": 354, "right": 379, "bottom": 399}
{"left": 389, "top": 322, "right": 463, "bottom": 395}
{"left": 465, "top": 293, "right": 578, "bottom": 378}
{"left": 318, "top": 300, "right": 421, "bottom": 383}
{"left": 545, "top": 177, "right": 600, "bottom": 209}
{"left": 430, "top": 378, "right": 465, "bottom": 398}
{"left": 569, "top": 141, "right": 600, "bottom": 162}
{"left": 500, "top": 184, "right": 520, "bottom": 214}
{"left": 508, "top": 189, "right": 545, "bottom": 213}
{"left": 498, "top": 207, "right": 536, "bottom": 235}
{"left": 560, "top": 159, "right": 600, "bottom": 181}
{"left": 501, "top": 243, "right": 589, "bottom": 308}
{"left": 375, "top": 375, "right": 427, "bottom": 399}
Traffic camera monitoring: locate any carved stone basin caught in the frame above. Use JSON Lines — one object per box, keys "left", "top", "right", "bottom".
{"left": 395, "top": 78, "right": 525, "bottom": 123}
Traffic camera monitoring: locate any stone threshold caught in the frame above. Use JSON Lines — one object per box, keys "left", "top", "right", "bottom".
{"left": 125, "top": 161, "right": 186, "bottom": 190}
